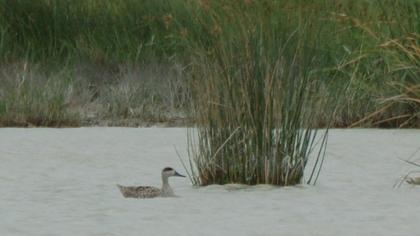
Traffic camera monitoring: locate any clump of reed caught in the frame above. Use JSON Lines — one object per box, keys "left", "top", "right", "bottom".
{"left": 184, "top": 1, "right": 333, "bottom": 186}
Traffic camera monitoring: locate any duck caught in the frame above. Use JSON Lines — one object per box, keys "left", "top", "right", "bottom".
{"left": 117, "top": 167, "right": 186, "bottom": 198}
{"left": 406, "top": 176, "right": 420, "bottom": 185}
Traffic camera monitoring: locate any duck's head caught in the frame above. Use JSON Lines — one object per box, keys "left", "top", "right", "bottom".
{"left": 162, "top": 167, "right": 186, "bottom": 178}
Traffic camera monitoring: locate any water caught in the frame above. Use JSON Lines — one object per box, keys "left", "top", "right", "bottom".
{"left": 1, "top": 128, "right": 419, "bottom": 236}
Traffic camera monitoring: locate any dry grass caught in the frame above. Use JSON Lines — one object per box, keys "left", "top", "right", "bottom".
{"left": 0, "top": 62, "right": 191, "bottom": 127}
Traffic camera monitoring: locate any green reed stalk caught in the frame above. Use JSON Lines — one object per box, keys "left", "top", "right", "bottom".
{"left": 186, "top": 2, "right": 333, "bottom": 185}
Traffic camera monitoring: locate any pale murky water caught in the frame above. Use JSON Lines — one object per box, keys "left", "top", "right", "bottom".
{"left": 1, "top": 128, "right": 419, "bottom": 236}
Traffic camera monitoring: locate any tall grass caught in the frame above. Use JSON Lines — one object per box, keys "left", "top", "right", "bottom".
{"left": 0, "top": 0, "right": 418, "bottom": 128}
{"left": 184, "top": 1, "right": 335, "bottom": 186}
{"left": 330, "top": 0, "right": 420, "bottom": 127}
{"left": 368, "top": 31, "right": 420, "bottom": 127}
{"left": 0, "top": 0, "right": 182, "bottom": 63}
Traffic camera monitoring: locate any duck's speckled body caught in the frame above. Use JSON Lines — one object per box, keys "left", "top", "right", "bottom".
{"left": 117, "top": 185, "right": 161, "bottom": 198}
{"left": 117, "top": 167, "right": 185, "bottom": 198}
{"left": 406, "top": 176, "right": 420, "bottom": 185}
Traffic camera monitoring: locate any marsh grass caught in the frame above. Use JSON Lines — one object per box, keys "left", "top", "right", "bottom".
{"left": 183, "top": 2, "right": 336, "bottom": 186}
{"left": 0, "top": 0, "right": 418, "bottom": 128}
{"left": 335, "top": 2, "right": 420, "bottom": 127}
{"left": 0, "top": 62, "right": 191, "bottom": 126}
{"left": 0, "top": 0, "right": 170, "bottom": 62}
{"left": 0, "top": 63, "right": 79, "bottom": 126}
{"left": 372, "top": 33, "right": 420, "bottom": 127}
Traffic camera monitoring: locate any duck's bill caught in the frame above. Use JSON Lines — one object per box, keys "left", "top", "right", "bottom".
{"left": 174, "top": 171, "right": 186, "bottom": 177}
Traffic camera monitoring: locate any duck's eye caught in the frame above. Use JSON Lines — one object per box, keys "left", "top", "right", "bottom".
{"left": 163, "top": 167, "right": 173, "bottom": 171}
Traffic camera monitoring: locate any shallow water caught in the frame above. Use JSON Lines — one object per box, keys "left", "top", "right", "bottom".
{"left": 1, "top": 128, "right": 419, "bottom": 236}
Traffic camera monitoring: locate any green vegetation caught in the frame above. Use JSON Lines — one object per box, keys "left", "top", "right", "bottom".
{"left": 0, "top": 0, "right": 418, "bottom": 127}
{"left": 0, "top": 0, "right": 419, "bottom": 184}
